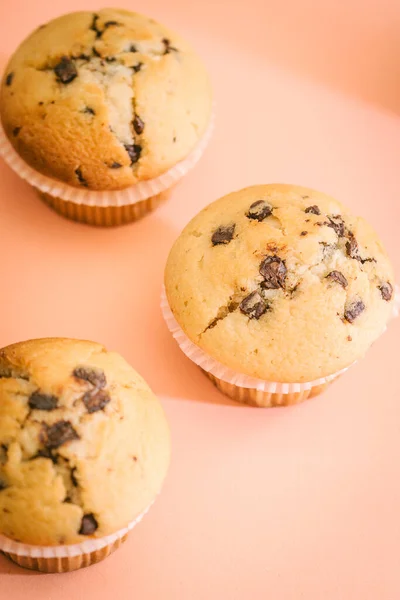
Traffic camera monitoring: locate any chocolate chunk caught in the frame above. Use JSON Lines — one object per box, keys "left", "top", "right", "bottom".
{"left": 378, "top": 281, "right": 393, "bottom": 302}
{"left": 13, "top": 127, "right": 21, "bottom": 137}
{"left": 239, "top": 291, "right": 267, "bottom": 319}
{"left": 132, "top": 62, "right": 143, "bottom": 73}
{"left": 0, "top": 480, "right": 7, "bottom": 491}
{"left": 41, "top": 421, "right": 79, "bottom": 450}
{"left": 84, "top": 106, "right": 95, "bottom": 115}
{"left": 54, "top": 57, "right": 77, "bottom": 84}
{"left": 300, "top": 231, "right": 308, "bottom": 236}
{"left": 305, "top": 205, "right": 320, "bottom": 215}
{"left": 326, "top": 271, "right": 348, "bottom": 288}
{"left": 79, "top": 514, "right": 98, "bottom": 535}
{"left": 83, "top": 389, "right": 111, "bottom": 414}
{"left": 29, "top": 391, "right": 58, "bottom": 411}
{"left": 211, "top": 224, "right": 235, "bottom": 246}
{"left": 110, "top": 162, "right": 122, "bottom": 168}
{"left": 73, "top": 367, "right": 106, "bottom": 388}
{"left": 75, "top": 168, "right": 88, "bottom": 186}
{"left": 133, "top": 115, "right": 144, "bottom": 135}
{"left": 71, "top": 467, "right": 79, "bottom": 487}
{"left": 76, "top": 53, "right": 90, "bottom": 61}
{"left": 125, "top": 144, "right": 142, "bottom": 164}
{"left": 345, "top": 232, "right": 359, "bottom": 259}
{"left": 344, "top": 299, "right": 366, "bottom": 323}
{"left": 129, "top": 44, "right": 138, "bottom": 53}
{"left": 5, "top": 73, "right": 13, "bottom": 86}
{"left": 38, "top": 101, "right": 44, "bottom": 105}
{"left": 259, "top": 255, "right": 287, "bottom": 289}
{"left": 246, "top": 200, "right": 273, "bottom": 222}
{"left": 162, "top": 38, "right": 178, "bottom": 54}
{"left": 327, "top": 215, "right": 345, "bottom": 237}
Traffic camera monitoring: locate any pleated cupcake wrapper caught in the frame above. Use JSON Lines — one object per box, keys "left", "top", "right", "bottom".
{"left": 0, "top": 503, "right": 151, "bottom": 559}
{"left": 0, "top": 110, "right": 215, "bottom": 207}
{"left": 161, "top": 285, "right": 400, "bottom": 394}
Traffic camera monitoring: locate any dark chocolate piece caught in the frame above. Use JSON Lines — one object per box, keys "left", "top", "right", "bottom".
{"left": 83, "top": 389, "right": 111, "bottom": 414}
{"left": 305, "top": 205, "right": 320, "bottom": 215}
{"left": 211, "top": 224, "right": 235, "bottom": 246}
{"left": 345, "top": 232, "right": 359, "bottom": 259}
{"left": 133, "top": 115, "right": 144, "bottom": 135}
{"left": 54, "top": 57, "right": 77, "bottom": 84}
{"left": 378, "top": 281, "right": 393, "bottom": 302}
{"left": 29, "top": 391, "right": 58, "bottom": 411}
{"left": 79, "top": 514, "right": 98, "bottom": 535}
{"left": 327, "top": 215, "right": 345, "bottom": 237}
{"left": 246, "top": 200, "right": 273, "bottom": 222}
{"left": 73, "top": 367, "right": 106, "bottom": 389}
{"left": 259, "top": 255, "right": 287, "bottom": 289}
{"left": 344, "top": 299, "right": 365, "bottom": 323}
{"left": 326, "top": 271, "right": 348, "bottom": 288}
{"left": 41, "top": 421, "right": 79, "bottom": 450}
{"left": 13, "top": 127, "right": 21, "bottom": 136}
{"left": 5, "top": 73, "right": 14, "bottom": 86}
{"left": 124, "top": 144, "right": 142, "bottom": 164}
{"left": 239, "top": 291, "right": 267, "bottom": 319}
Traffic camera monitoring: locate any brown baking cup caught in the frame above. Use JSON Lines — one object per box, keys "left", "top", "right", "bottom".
{"left": 38, "top": 188, "right": 171, "bottom": 227}
{"left": 0, "top": 505, "right": 150, "bottom": 573}
{"left": 161, "top": 286, "right": 361, "bottom": 408}
{"left": 0, "top": 113, "right": 214, "bottom": 226}
{"left": 202, "top": 371, "right": 334, "bottom": 408}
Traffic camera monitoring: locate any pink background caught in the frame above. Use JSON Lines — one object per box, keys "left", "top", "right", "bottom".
{"left": 1, "top": 1, "right": 400, "bottom": 598}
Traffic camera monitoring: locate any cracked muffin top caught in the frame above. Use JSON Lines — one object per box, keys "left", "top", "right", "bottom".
{"left": 165, "top": 184, "right": 395, "bottom": 383}
{"left": 0, "top": 338, "right": 170, "bottom": 546}
{"left": 0, "top": 8, "right": 212, "bottom": 191}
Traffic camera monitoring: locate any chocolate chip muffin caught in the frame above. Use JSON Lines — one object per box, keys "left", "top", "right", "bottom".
{"left": 164, "top": 184, "right": 395, "bottom": 407}
{"left": 0, "top": 338, "right": 170, "bottom": 571}
{"left": 0, "top": 9, "right": 212, "bottom": 225}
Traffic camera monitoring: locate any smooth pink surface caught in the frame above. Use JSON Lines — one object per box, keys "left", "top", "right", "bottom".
{"left": 0, "top": 1, "right": 399, "bottom": 598}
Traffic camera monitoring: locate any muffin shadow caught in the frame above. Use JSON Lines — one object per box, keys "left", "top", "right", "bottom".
{"left": 0, "top": 553, "right": 41, "bottom": 575}
{"left": 0, "top": 166, "right": 232, "bottom": 406}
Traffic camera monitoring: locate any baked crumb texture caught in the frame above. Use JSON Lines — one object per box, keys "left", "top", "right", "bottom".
{"left": 165, "top": 184, "right": 395, "bottom": 383}
{"left": 0, "top": 9, "right": 212, "bottom": 190}
{"left": 0, "top": 338, "right": 170, "bottom": 545}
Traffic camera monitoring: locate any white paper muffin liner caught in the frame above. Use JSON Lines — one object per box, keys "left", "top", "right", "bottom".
{"left": 0, "top": 111, "right": 215, "bottom": 208}
{"left": 0, "top": 503, "right": 151, "bottom": 559}
{"left": 161, "top": 285, "right": 400, "bottom": 394}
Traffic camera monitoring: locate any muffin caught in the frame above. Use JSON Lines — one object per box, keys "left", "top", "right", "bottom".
{"left": 163, "top": 184, "right": 396, "bottom": 407}
{"left": 0, "top": 338, "right": 170, "bottom": 572}
{"left": 0, "top": 9, "right": 213, "bottom": 226}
